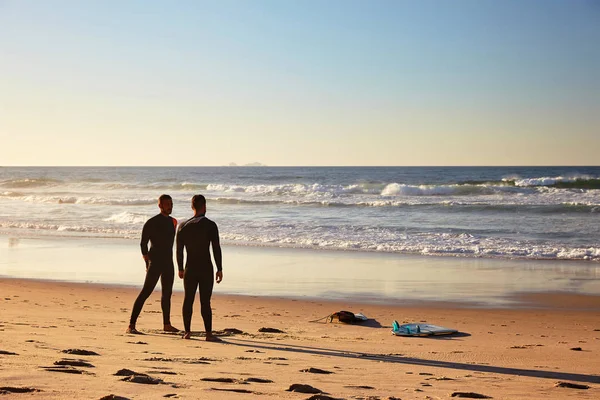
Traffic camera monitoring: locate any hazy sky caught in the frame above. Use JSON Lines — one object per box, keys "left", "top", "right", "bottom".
{"left": 1, "top": 0, "right": 599, "bottom": 166}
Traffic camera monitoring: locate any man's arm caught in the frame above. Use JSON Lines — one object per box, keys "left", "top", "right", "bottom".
{"left": 176, "top": 223, "right": 185, "bottom": 274}
{"left": 211, "top": 223, "right": 222, "bottom": 272}
{"left": 140, "top": 220, "right": 151, "bottom": 263}
{"left": 211, "top": 223, "right": 223, "bottom": 283}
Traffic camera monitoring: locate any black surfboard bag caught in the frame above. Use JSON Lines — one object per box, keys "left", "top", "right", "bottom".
{"left": 329, "top": 311, "right": 362, "bottom": 324}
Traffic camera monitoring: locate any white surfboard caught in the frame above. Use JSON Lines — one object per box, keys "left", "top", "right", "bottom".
{"left": 391, "top": 320, "right": 458, "bottom": 336}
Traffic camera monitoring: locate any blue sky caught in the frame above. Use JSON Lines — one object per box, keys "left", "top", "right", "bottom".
{"left": 1, "top": 0, "right": 599, "bottom": 166}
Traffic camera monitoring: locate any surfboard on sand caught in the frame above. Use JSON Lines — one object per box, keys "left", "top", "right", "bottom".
{"left": 391, "top": 320, "right": 458, "bottom": 336}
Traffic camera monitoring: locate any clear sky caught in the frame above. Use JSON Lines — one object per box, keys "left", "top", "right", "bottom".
{"left": 1, "top": 0, "right": 599, "bottom": 166}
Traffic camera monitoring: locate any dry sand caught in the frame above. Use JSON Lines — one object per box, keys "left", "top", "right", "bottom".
{"left": 0, "top": 278, "right": 599, "bottom": 399}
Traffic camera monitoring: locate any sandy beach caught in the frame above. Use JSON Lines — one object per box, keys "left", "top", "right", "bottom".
{"left": 1, "top": 278, "right": 598, "bottom": 399}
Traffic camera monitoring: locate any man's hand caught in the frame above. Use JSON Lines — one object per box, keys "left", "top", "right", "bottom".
{"left": 143, "top": 255, "right": 150, "bottom": 271}
{"left": 216, "top": 270, "right": 223, "bottom": 284}
{"left": 178, "top": 270, "right": 184, "bottom": 279}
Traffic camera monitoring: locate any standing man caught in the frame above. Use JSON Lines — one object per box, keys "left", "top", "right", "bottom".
{"left": 176, "top": 194, "right": 223, "bottom": 341}
{"left": 127, "top": 194, "right": 180, "bottom": 334}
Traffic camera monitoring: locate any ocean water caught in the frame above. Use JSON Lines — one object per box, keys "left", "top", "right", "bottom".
{"left": 1, "top": 166, "right": 599, "bottom": 262}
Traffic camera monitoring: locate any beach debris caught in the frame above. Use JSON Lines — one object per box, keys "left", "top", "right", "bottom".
{"left": 99, "top": 396, "right": 131, "bottom": 400}
{"left": 114, "top": 369, "right": 149, "bottom": 377}
{"left": 301, "top": 367, "right": 334, "bottom": 374}
{"left": 554, "top": 381, "right": 590, "bottom": 389}
{"left": 245, "top": 349, "right": 264, "bottom": 353}
{"left": 267, "top": 357, "right": 288, "bottom": 360}
{"left": 211, "top": 388, "right": 254, "bottom": 393}
{"left": 344, "top": 385, "right": 375, "bottom": 389}
{"left": 451, "top": 392, "right": 492, "bottom": 398}
{"left": 163, "top": 395, "right": 178, "bottom": 398}
{"left": 121, "top": 375, "right": 163, "bottom": 385}
{"left": 425, "top": 376, "right": 455, "bottom": 381}
{"left": 258, "top": 327, "right": 286, "bottom": 333}
{"left": 245, "top": 377, "right": 273, "bottom": 383}
{"left": 155, "top": 371, "right": 177, "bottom": 375}
{"left": 0, "top": 350, "right": 18, "bottom": 355}
{"left": 62, "top": 348, "right": 100, "bottom": 356}
{"left": 54, "top": 359, "right": 95, "bottom": 368}
{"left": 126, "top": 341, "right": 148, "bottom": 345}
{"left": 287, "top": 384, "right": 323, "bottom": 394}
{"left": 0, "top": 387, "right": 40, "bottom": 394}
{"left": 569, "top": 347, "right": 583, "bottom": 351}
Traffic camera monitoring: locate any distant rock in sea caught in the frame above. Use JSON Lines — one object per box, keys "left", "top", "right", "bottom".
{"left": 227, "top": 162, "right": 266, "bottom": 167}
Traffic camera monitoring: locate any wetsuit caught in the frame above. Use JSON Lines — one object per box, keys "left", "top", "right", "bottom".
{"left": 176, "top": 215, "right": 222, "bottom": 333}
{"left": 129, "top": 213, "right": 177, "bottom": 326}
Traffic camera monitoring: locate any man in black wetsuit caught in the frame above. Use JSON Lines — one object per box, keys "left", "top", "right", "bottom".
{"left": 176, "top": 194, "right": 223, "bottom": 341}
{"left": 126, "top": 194, "right": 180, "bottom": 334}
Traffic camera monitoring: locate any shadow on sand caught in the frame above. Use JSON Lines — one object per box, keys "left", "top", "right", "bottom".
{"left": 222, "top": 337, "right": 600, "bottom": 385}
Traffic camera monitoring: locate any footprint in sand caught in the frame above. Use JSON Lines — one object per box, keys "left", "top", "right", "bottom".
{"left": 99, "top": 396, "right": 131, "bottom": 400}
{"left": 343, "top": 385, "right": 374, "bottom": 389}
{"left": 451, "top": 392, "right": 492, "bottom": 398}
{"left": 258, "top": 327, "right": 285, "bottom": 333}
{"left": 211, "top": 388, "right": 254, "bottom": 394}
{"left": 286, "top": 384, "right": 323, "bottom": 394}
{"left": 40, "top": 365, "right": 92, "bottom": 375}
{"left": 115, "top": 369, "right": 149, "bottom": 377}
{"left": 555, "top": 381, "right": 590, "bottom": 389}
{"left": 121, "top": 375, "right": 163, "bottom": 385}
{"left": 244, "top": 378, "right": 273, "bottom": 383}
{"left": 0, "top": 387, "right": 40, "bottom": 394}
{"left": 300, "top": 367, "right": 334, "bottom": 375}
{"left": 0, "top": 350, "right": 18, "bottom": 355}
{"left": 54, "top": 359, "right": 95, "bottom": 368}
{"left": 62, "top": 349, "right": 100, "bottom": 356}
{"left": 201, "top": 377, "right": 239, "bottom": 383}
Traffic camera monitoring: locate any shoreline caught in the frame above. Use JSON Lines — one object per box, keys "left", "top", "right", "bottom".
{"left": 2, "top": 277, "right": 600, "bottom": 312}
{"left": 2, "top": 235, "right": 600, "bottom": 308}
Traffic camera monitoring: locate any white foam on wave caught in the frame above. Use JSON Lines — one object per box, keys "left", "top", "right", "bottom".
{"left": 218, "top": 229, "right": 600, "bottom": 261}
{"left": 510, "top": 175, "right": 594, "bottom": 187}
{"left": 103, "top": 211, "right": 148, "bottom": 225}
{"left": 206, "top": 183, "right": 384, "bottom": 197}
{"left": 3, "top": 194, "right": 156, "bottom": 206}
{"left": 0, "top": 220, "right": 137, "bottom": 238}
{"left": 380, "top": 183, "right": 504, "bottom": 196}
{"left": 0, "top": 178, "right": 62, "bottom": 188}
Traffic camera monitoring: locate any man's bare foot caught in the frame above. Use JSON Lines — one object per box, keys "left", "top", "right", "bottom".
{"left": 163, "top": 324, "right": 180, "bottom": 333}
{"left": 182, "top": 331, "right": 191, "bottom": 340}
{"left": 205, "top": 335, "right": 222, "bottom": 342}
{"left": 126, "top": 326, "right": 143, "bottom": 335}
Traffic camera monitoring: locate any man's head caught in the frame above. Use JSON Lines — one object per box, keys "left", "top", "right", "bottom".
{"left": 191, "top": 194, "right": 206, "bottom": 214}
{"left": 158, "top": 194, "right": 173, "bottom": 216}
